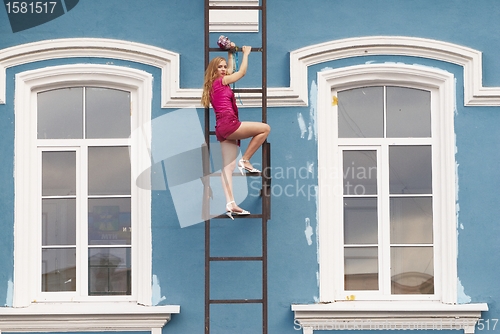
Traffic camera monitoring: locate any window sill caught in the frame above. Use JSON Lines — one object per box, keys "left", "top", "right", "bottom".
{"left": 292, "top": 301, "right": 488, "bottom": 334}
{"left": 0, "top": 302, "right": 180, "bottom": 333}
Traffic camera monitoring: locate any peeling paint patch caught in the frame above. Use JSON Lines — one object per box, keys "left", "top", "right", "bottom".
{"left": 306, "top": 161, "right": 314, "bottom": 175}
{"left": 309, "top": 81, "right": 318, "bottom": 141}
{"left": 315, "top": 180, "right": 321, "bottom": 303}
{"left": 152, "top": 274, "right": 166, "bottom": 306}
{"left": 316, "top": 214, "right": 319, "bottom": 265}
{"left": 321, "top": 66, "right": 333, "bottom": 72}
{"left": 315, "top": 202, "right": 320, "bottom": 291}
{"left": 297, "top": 112, "right": 307, "bottom": 138}
{"left": 304, "top": 218, "right": 313, "bottom": 245}
{"left": 457, "top": 278, "right": 471, "bottom": 304}
{"left": 5, "top": 279, "right": 13, "bottom": 307}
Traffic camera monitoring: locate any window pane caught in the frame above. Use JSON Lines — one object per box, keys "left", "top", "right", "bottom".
{"left": 37, "top": 88, "right": 83, "bottom": 139}
{"left": 344, "top": 247, "right": 378, "bottom": 290}
{"left": 88, "top": 147, "right": 131, "bottom": 195}
{"left": 338, "top": 87, "right": 384, "bottom": 138}
{"left": 88, "top": 198, "right": 131, "bottom": 245}
{"left": 344, "top": 198, "right": 378, "bottom": 244}
{"left": 343, "top": 150, "right": 377, "bottom": 195}
{"left": 86, "top": 88, "right": 131, "bottom": 139}
{"left": 390, "top": 197, "right": 433, "bottom": 244}
{"left": 42, "top": 151, "right": 76, "bottom": 196}
{"left": 391, "top": 246, "right": 434, "bottom": 294}
{"left": 42, "top": 199, "right": 76, "bottom": 246}
{"left": 386, "top": 87, "right": 431, "bottom": 138}
{"left": 42, "top": 248, "right": 76, "bottom": 292}
{"left": 88, "top": 247, "right": 131, "bottom": 295}
{"left": 389, "top": 145, "right": 432, "bottom": 194}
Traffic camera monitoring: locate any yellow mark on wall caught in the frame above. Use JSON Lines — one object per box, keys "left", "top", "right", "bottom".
{"left": 346, "top": 295, "right": 356, "bottom": 301}
{"left": 332, "top": 96, "right": 338, "bottom": 106}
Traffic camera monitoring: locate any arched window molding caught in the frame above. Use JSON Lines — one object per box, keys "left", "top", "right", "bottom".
{"left": 0, "top": 38, "right": 188, "bottom": 108}
{"left": 290, "top": 36, "right": 500, "bottom": 107}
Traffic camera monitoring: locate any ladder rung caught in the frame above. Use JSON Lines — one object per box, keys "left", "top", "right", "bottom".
{"left": 233, "top": 88, "right": 263, "bottom": 94}
{"left": 209, "top": 5, "right": 263, "bottom": 10}
{"left": 210, "top": 256, "right": 263, "bottom": 261}
{"left": 208, "top": 47, "right": 264, "bottom": 52}
{"left": 207, "top": 172, "right": 262, "bottom": 177}
{"left": 209, "top": 299, "right": 263, "bottom": 304}
{"left": 211, "top": 213, "right": 264, "bottom": 219}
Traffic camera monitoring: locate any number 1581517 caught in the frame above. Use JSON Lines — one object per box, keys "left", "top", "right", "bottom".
{"left": 5, "top": 2, "right": 57, "bottom": 14}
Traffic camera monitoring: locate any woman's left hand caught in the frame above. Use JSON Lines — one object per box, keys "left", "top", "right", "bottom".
{"left": 241, "top": 45, "right": 252, "bottom": 55}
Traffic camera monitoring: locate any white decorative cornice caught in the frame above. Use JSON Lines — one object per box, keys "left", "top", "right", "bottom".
{"left": 290, "top": 36, "right": 497, "bottom": 106}
{"left": 292, "top": 302, "right": 488, "bottom": 334}
{"left": 1, "top": 36, "right": 499, "bottom": 107}
{"left": 0, "top": 38, "right": 183, "bottom": 107}
{"left": 0, "top": 303, "right": 179, "bottom": 333}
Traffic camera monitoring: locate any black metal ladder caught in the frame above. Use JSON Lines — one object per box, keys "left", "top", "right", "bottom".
{"left": 203, "top": 0, "right": 270, "bottom": 333}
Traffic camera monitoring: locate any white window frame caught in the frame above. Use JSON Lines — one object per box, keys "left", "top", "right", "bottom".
{"left": 292, "top": 63, "right": 487, "bottom": 333}
{"left": 318, "top": 63, "right": 455, "bottom": 304}
{"left": 9, "top": 63, "right": 179, "bottom": 332}
{"left": 37, "top": 87, "right": 135, "bottom": 303}
{"left": 335, "top": 86, "right": 437, "bottom": 301}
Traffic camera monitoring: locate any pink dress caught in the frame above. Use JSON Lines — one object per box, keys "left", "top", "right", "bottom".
{"left": 210, "top": 77, "right": 241, "bottom": 144}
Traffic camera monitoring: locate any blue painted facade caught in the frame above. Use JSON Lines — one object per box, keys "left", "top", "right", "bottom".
{"left": 0, "top": 0, "right": 499, "bottom": 333}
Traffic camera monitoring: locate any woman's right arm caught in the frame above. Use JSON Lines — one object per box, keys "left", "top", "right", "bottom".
{"left": 222, "top": 46, "right": 251, "bottom": 86}
{"left": 227, "top": 46, "right": 235, "bottom": 75}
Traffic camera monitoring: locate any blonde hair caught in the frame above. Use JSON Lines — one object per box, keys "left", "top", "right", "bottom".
{"left": 201, "top": 57, "right": 226, "bottom": 108}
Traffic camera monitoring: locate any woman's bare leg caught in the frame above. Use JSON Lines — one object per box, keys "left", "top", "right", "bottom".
{"left": 220, "top": 140, "right": 246, "bottom": 213}
{"left": 227, "top": 121, "right": 270, "bottom": 169}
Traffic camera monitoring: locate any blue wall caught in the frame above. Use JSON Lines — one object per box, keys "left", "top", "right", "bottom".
{"left": 1, "top": 0, "right": 499, "bottom": 333}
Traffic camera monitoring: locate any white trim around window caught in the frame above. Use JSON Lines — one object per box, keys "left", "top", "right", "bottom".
{"left": 292, "top": 63, "right": 488, "bottom": 333}
{"left": 289, "top": 36, "right": 500, "bottom": 107}
{"left": 7, "top": 63, "right": 179, "bottom": 332}
{"left": 292, "top": 302, "right": 488, "bottom": 334}
{"left": 0, "top": 38, "right": 186, "bottom": 108}
{"left": 0, "top": 302, "right": 179, "bottom": 333}
{"left": 317, "top": 63, "right": 457, "bottom": 303}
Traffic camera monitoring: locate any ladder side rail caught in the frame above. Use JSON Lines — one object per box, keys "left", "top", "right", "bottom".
{"left": 261, "top": 1, "right": 268, "bottom": 333}
{"left": 204, "top": 1, "right": 212, "bottom": 333}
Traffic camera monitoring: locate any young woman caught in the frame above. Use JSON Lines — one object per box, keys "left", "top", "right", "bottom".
{"left": 201, "top": 44, "right": 270, "bottom": 219}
